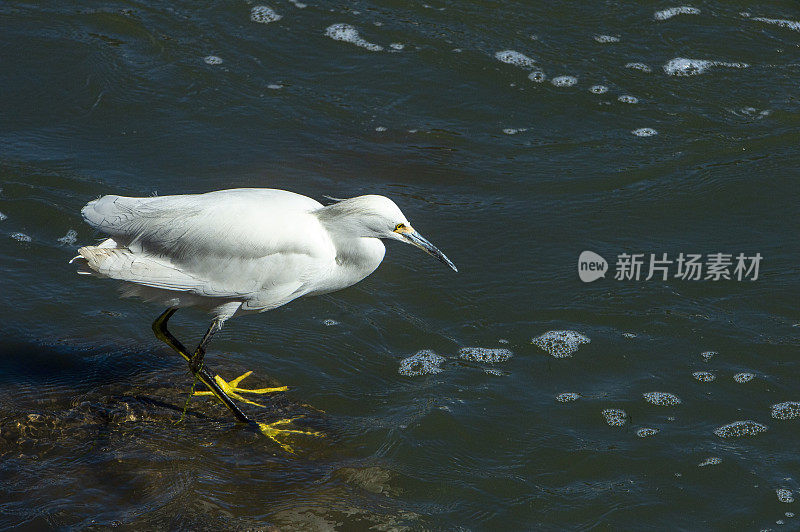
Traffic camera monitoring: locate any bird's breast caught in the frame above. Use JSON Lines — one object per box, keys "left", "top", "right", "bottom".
{"left": 306, "top": 237, "right": 385, "bottom": 296}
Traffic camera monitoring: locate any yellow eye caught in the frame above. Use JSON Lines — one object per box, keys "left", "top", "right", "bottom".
{"left": 394, "top": 223, "right": 405, "bottom": 232}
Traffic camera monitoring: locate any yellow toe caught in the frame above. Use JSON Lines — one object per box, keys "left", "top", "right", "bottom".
{"left": 193, "top": 371, "right": 287, "bottom": 407}
{"left": 257, "top": 416, "right": 324, "bottom": 453}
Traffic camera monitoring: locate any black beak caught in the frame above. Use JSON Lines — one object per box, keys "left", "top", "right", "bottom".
{"left": 402, "top": 230, "right": 458, "bottom": 272}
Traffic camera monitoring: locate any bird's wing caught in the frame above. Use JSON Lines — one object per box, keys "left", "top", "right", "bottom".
{"left": 80, "top": 189, "right": 335, "bottom": 299}
{"left": 82, "top": 188, "right": 327, "bottom": 261}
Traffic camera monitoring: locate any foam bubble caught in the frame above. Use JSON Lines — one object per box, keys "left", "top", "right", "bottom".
{"left": 693, "top": 371, "right": 716, "bottom": 382}
{"left": 498, "top": 338, "right": 509, "bottom": 344}
{"left": 771, "top": 401, "right": 800, "bottom": 420}
{"left": 594, "top": 35, "right": 620, "bottom": 43}
{"left": 632, "top": 128, "right": 658, "bottom": 137}
{"left": 643, "top": 392, "right": 682, "bottom": 406}
{"left": 532, "top": 330, "right": 590, "bottom": 358}
{"left": 551, "top": 75, "right": 577, "bottom": 87}
{"left": 625, "top": 62, "right": 652, "bottom": 73}
{"left": 787, "top": 512, "right": 795, "bottom": 518}
{"left": 777, "top": 489, "right": 795, "bottom": 503}
{"left": 325, "top": 23, "right": 383, "bottom": 51}
{"left": 11, "top": 232, "right": 31, "bottom": 242}
{"left": 458, "top": 347, "right": 513, "bottom": 363}
{"left": 288, "top": 0, "right": 306, "bottom": 7}
{"left": 484, "top": 368, "right": 505, "bottom": 376}
{"left": 398, "top": 350, "right": 445, "bottom": 376}
{"left": 589, "top": 85, "right": 608, "bottom": 94}
{"left": 698, "top": 457, "right": 722, "bottom": 467}
{"left": 750, "top": 17, "right": 800, "bottom": 31}
{"left": 389, "top": 43, "right": 404, "bottom": 50}
{"left": 622, "top": 332, "right": 637, "bottom": 338}
{"left": 713, "top": 420, "right": 768, "bottom": 438}
{"left": 375, "top": 126, "right": 387, "bottom": 132}
{"left": 663, "top": 58, "right": 748, "bottom": 76}
{"left": 322, "top": 319, "right": 339, "bottom": 326}
{"left": 495, "top": 50, "right": 536, "bottom": 69}
{"left": 602, "top": 408, "right": 627, "bottom": 426}
{"left": 250, "top": 5, "right": 282, "bottom": 24}
{"left": 502, "top": 128, "right": 527, "bottom": 135}
{"left": 528, "top": 70, "right": 546, "bottom": 82}
{"left": 267, "top": 83, "right": 283, "bottom": 90}
{"left": 618, "top": 95, "right": 639, "bottom": 104}
{"left": 654, "top": 7, "right": 701, "bottom": 21}
{"left": 0, "top": 211, "right": 7, "bottom": 221}
{"left": 57, "top": 229, "right": 77, "bottom": 245}
{"left": 733, "top": 372, "right": 754, "bottom": 383}
{"left": 701, "top": 351, "right": 717, "bottom": 361}
{"left": 636, "top": 427, "right": 659, "bottom": 437}
{"left": 203, "top": 55, "right": 223, "bottom": 65}
{"left": 556, "top": 392, "right": 581, "bottom": 403}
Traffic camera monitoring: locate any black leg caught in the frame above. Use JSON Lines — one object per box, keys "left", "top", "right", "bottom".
{"left": 152, "top": 307, "right": 251, "bottom": 424}
{"left": 189, "top": 319, "right": 221, "bottom": 374}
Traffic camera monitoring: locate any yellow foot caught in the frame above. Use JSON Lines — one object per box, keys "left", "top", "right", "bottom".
{"left": 193, "top": 371, "right": 288, "bottom": 407}
{"left": 257, "top": 416, "right": 323, "bottom": 453}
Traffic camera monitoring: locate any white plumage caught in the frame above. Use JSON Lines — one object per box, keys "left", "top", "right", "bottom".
{"left": 73, "top": 188, "right": 456, "bottom": 321}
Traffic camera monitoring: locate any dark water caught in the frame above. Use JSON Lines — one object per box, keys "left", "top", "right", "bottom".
{"left": 1, "top": 0, "right": 799, "bottom": 529}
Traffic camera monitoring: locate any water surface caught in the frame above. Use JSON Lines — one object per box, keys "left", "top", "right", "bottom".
{"left": 1, "top": 1, "right": 799, "bottom": 529}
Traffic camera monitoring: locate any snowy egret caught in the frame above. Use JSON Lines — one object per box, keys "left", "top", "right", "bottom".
{"left": 71, "top": 188, "right": 457, "bottom": 450}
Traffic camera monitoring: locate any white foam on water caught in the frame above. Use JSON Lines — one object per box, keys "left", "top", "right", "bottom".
{"left": 375, "top": 126, "right": 387, "bottom": 132}
{"left": 654, "top": 6, "right": 701, "bottom": 21}
{"left": 589, "top": 85, "right": 608, "bottom": 94}
{"left": 532, "top": 330, "right": 590, "bottom": 358}
{"left": 556, "top": 392, "right": 581, "bottom": 403}
{"left": 625, "top": 62, "right": 652, "bottom": 72}
{"left": 777, "top": 489, "right": 795, "bottom": 503}
{"left": 484, "top": 368, "right": 505, "bottom": 376}
{"left": 325, "top": 23, "right": 383, "bottom": 51}
{"left": 636, "top": 427, "right": 659, "bottom": 437}
{"left": 389, "top": 43, "right": 404, "bottom": 50}
{"left": 528, "top": 70, "right": 546, "bottom": 83}
{"left": 733, "top": 372, "right": 755, "bottom": 383}
{"left": 618, "top": 95, "right": 639, "bottom": 104}
{"left": 57, "top": 229, "right": 77, "bottom": 245}
{"left": 267, "top": 83, "right": 283, "bottom": 89}
{"left": 398, "top": 349, "right": 445, "bottom": 376}
{"left": 698, "top": 457, "right": 722, "bottom": 467}
{"left": 771, "top": 401, "right": 800, "bottom": 420}
{"left": 322, "top": 319, "right": 339, "bottom": 326}
{"left": 750, "top": 17, "right": 800, "bottom": 31}
{"left": 495, "top": 50, "right": 536, "bottom": 69}
{"left": 203, "top": 55, "right": 223, "bottom": 65}
{"left": 288, "top": 0, "right": 306, "bottom": 7}
{"left": 663, "top": 57, "right": 748, "bottom": 76}
{"left": 502, "top": 128, "right": 527, "bottom": 135}
{"left": 11, "top": 232, "right": 31, "bottom": 242}
{"left": 693, "top": 371, "right": 716, "bottom": 382}
{"left": 622, "top": 332, "right": 637, "bottom": 338}
{"left": 701, "top": 350, "right": 717, "bottom": 361}
{"left": 551, "top": 75, "right": 577, "bottom": 87}
{"left": 632, "top": 128, "right": 658, "bottom": 137}
{"left": 787, "top": 512, "right": 795, "bottom": 518}
{"left": 602, "top": 408, "right": 627, "bottom": 427}
{"left": 643, "top": 392, "right": 682, "bottom": 406}
{"left": 713, "top": 420, "right": 768, "bottom": 438}
{"left": 498, "top": 338, "right": 509, "bottom": 344}
{"left": 250, "top": 5, "right": 282, "bottom": 24}
{"left": 0, "top": 211, "right": 7, "bottom": 221}
{"left": 458, "top": 347, "right": 513, "bottom": 363}
{"left": 594, "top": 35, "right": 620, "bottom": 43}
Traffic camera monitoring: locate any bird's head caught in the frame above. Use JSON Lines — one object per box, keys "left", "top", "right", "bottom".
{"left": 320, "top": 195, "right": 458, "bottom": 272}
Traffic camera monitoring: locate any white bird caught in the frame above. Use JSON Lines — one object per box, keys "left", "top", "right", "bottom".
{"left": 71, "top": 188, "right": 457, "bottom": 449}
